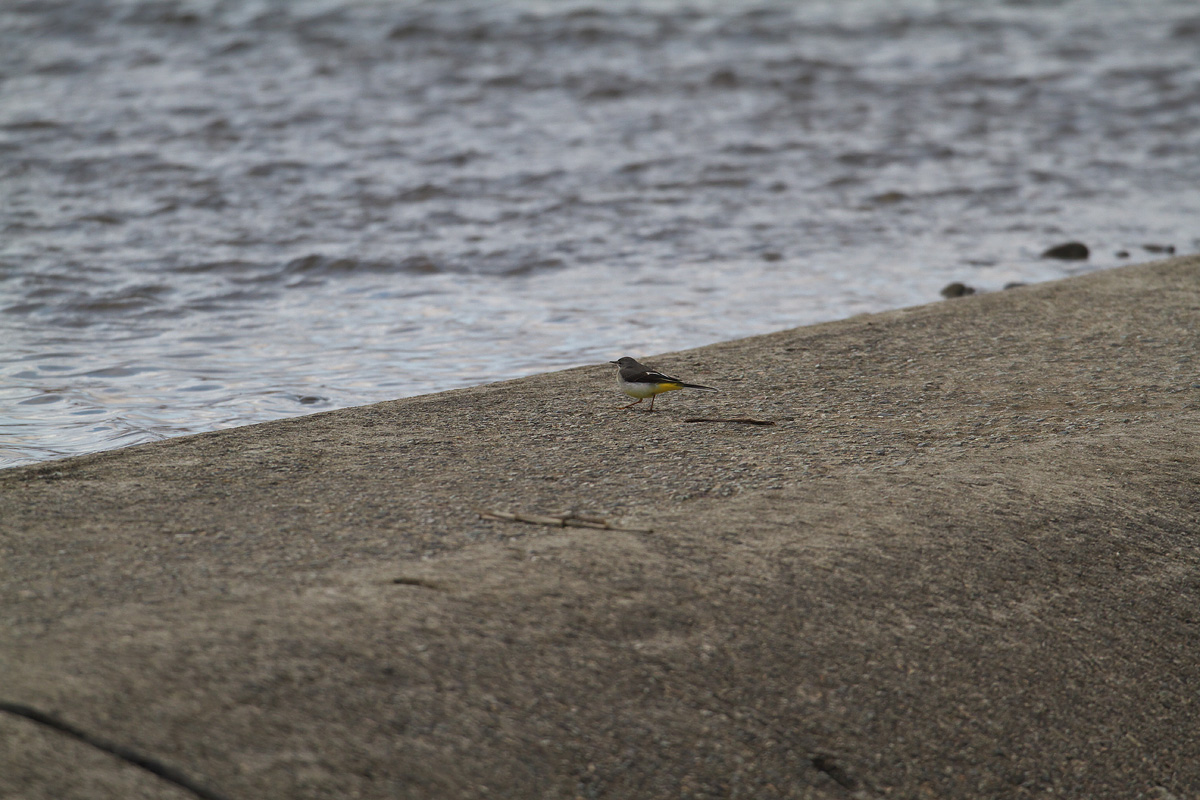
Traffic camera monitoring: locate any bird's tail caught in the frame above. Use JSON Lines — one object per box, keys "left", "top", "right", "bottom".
{"left": 680, "top": 382, "right": 718, "bottom": 391}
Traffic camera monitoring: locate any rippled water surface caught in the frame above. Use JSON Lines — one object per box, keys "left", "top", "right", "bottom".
{"left": 3, "top": 0, "right": 1199, "bottom": 467}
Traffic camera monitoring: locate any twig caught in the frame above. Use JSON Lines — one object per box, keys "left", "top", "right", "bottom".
{"left": 391, "top": 577, "right": 444, "bottom": 590}
{"left": 0, "top": 700, "right": 232, "bottom": 800}
{"left": 683, "top": 417, "right": 776, "bottom": 426}
{"left": 476, "top": 509, "right": 651, "bottom": 534}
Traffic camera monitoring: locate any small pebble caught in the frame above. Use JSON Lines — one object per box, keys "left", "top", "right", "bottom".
{"left": 940, "top": 282, "right": 976, "bottom": 299}
{"left": 1041, "top": 241, "right": 1089, "bottom": 260}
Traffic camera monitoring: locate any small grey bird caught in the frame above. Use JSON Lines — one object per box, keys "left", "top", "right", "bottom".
{"left": 610, "top": 356, "right": 717, "bottom": 411}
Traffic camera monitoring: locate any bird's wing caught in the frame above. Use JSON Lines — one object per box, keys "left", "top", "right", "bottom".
{"left": 622, "top": 368, "right": 682, "bottom": 385}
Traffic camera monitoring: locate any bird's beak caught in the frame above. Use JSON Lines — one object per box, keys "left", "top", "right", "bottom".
{"left": 609, "top": 361, "right": 619, "bottom": 365}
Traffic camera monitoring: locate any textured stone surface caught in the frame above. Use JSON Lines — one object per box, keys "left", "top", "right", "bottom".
{"left": 3, "top": 257, "right": 1198, "bottom": 799}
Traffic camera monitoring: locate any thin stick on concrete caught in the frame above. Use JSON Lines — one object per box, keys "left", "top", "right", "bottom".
{"left": 0, "top": 700, "right": 232, "bottom": 800}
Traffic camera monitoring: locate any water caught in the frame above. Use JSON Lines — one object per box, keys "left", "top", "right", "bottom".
{"left": 3, "top": 0, "right": 1199, "bottom": 468}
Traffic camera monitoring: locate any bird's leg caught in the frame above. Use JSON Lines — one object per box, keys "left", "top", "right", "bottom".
{"left": 620, "top": 397, "right": 643, "bottom": 409}
{"left": 648, "top": 395, "right": 655, "bottom": 412}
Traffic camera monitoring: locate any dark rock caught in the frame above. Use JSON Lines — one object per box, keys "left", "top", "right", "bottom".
{"left": 940, "top": 282, "right": 976, "bottom": 298}
{"left": 1143, "top": 244, "right": 1175, "bottom": 254}
{"left": 1041, "top": 242, "right": 1089, "bottom": 260}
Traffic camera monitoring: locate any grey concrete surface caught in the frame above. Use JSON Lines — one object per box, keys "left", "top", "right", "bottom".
{"left": 2, "top": 256, "right": 1198, "bottom": 799}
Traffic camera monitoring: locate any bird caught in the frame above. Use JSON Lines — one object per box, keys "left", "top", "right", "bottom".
{"left": 610, "top": 356, "right": 717, "bottom": 411}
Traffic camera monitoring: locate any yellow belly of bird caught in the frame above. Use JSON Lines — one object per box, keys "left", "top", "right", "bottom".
{"left": 622, "top": 382, "right": 683, "bottom": 398}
